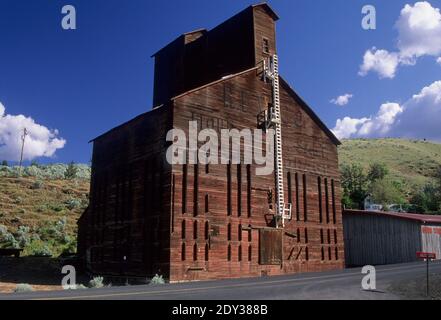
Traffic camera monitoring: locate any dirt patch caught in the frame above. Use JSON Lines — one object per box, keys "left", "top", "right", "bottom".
{"left": 0, "top": 282, "right": 61, "bottom": 293}
{"left": 388, "top": 273, "right": 441, "bottom": 300}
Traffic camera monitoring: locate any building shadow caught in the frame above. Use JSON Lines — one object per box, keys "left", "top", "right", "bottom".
{"left": 0, "top": 256, "right": 88, "bottom": 286}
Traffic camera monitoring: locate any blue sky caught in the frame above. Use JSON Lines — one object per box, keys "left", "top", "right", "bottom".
{"left": 0, "top": 0, "right": 440, "bottom": 164}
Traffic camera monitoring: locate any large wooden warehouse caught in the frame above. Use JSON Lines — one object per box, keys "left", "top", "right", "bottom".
{"left": 77, "top": 3, "right": 345, "bottom": 282}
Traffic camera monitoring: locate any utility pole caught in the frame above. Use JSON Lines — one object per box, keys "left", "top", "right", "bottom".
{"left": 18, "top": 128, "right": 28, "bottom": 176}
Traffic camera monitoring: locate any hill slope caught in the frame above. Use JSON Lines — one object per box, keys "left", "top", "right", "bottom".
{"left": 338, "top": 139, "right": 441, "bottom": 190}
{"left": 0, "top": 164, "right": 90, "bottom": 256}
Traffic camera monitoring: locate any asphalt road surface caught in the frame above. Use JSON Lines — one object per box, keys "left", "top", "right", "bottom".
{"left": 2, "top": 261, "right": 440, "bottom": 300}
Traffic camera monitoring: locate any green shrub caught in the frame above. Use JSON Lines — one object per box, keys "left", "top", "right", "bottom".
{"left": 65, "top": 198, "right": 82, "bottom": 210}
{"left": 35, "top": 205, "right": 47, "bottom": 213}
{"left": 149, "top": 274, "right": 165, "bottom": 285}
{"left": 60, "top": 237, "right": 77, "bottom": 255}
{"left": 0, "top": 163, "right": 90, "bottom": 179}
{"left": 0, "top": 224, "right": 19, "bottom": 249}
{"left": 64, "top": 162, "right": 78, "bottom": 180}
{"left": 25, "top": 165, "right": 43, "bottom": 178}
{"left": 25, "top": 239, "right": 53, "bottom": 257}
{"left": 14, "top": 284, "right": 34, "bottom": 293}
{"left": 89, "top": 276, "right": 104, "bottom": 288}
{"left": 30, "top": 180, "right": 44, "bottom": 190}
{"left": 16, "top": 226, "right": 31, "bottom": 248}
{"left": 13, "top": 196, "right": 23, "bottom": 204}
{"left": 48, "top": 203, "right": 64, "bottom": 212}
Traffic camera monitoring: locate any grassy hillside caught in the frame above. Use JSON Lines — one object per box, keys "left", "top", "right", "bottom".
{"left": 0, "top": 164, "right": 89, "bottom": 256}
{"left": 339, "top": 139, "right": 441, "bottom": 190}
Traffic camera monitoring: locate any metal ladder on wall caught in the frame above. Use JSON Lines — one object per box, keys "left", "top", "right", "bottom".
{"left": 263, "top": 55, "right": 292, "bottom": 228}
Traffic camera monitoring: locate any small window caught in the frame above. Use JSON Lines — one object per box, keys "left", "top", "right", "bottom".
{"left": 193, "top": 243, "right": 198, "bottom": 261}
{"left": 205, "top": 243, "right": 209, "bottom": 261}
{"left": 181, "top": 220, "right": 186, "bottom": 239}
{"left": 193, "top": 220, "right": 198, "bottom": 240}
{"left": 205, "top": 221, "right": 209, "bottom": 240}
{"left": 181, "top": 242, "right": 186, "bottom": 261}
{"left": 263, "top": 38, "right": 270, "bottom": 54}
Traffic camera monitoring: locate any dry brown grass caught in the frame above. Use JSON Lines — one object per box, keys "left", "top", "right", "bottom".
{"left": 0, "top": 177, "right": 88, "bottom": 234}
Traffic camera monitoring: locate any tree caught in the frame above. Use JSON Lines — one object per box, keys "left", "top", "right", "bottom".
{"left": 64, "top": 162, "right": 78, "bottom": 180}
{"left": 341, "top": 162, "right": 402, "bottom": 210}
{"left": 411, "top": 183, "right": 439, "bottom": 213}
{"left": 370, "top": 178, "right": 404, "bottom": 207}
{"left": 340, "top": 164, "right": 369, "bottom": 209}
{"left": 1, "top": 160, "right": 7, "bottom": 167}
{"left": 367, "top": 163, "right": 388, "bottom": 182}
{"left": 435, "top": 165, "right": 441, "bottom": 194}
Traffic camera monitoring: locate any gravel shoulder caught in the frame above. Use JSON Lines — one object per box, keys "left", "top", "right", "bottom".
{"left": 388, "top": 273, "right": 441, "bottom": 300}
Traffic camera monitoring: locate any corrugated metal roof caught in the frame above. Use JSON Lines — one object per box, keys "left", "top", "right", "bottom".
{"left": 344, "top": 209, "right": 441, "bottom": 224}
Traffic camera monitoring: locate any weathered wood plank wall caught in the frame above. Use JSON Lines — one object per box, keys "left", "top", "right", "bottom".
{"left": 343, "top": 211, "right": 422, "bottom": 266}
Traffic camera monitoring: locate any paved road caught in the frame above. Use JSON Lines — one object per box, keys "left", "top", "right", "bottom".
{"left": 1, "top": 261, "right": 440, "bottom": 300}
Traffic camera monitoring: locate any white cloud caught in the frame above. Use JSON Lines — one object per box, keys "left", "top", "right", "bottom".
{"left": 330, "top": 93, "right": 353, "bottom": 106}
{"left": 332, "top": 103, "right": 402, "bottom": 139}
{"left": 332, "top": 117, "right": 369, "bottom": 140}
{"left": 357, "top": 103, "right": 403, "bottom": 137}
{"left": 359, "top": 48, "right": 400, "bottom": 79}
{"left": 437, "top": 57, "right": 441, "bottom": 65}
{"left": 333, "top": 80, "right": 441, "bottom": 141}
{"left": 393, "top": 80, "right": 441, "bottom": 140}
{"left": 0, "top": 102, "right": 66, "bottom": 161}
{"left": 359, "top": 1, "right": 441, "bottom": 78}
{"left": 396, "top": 2, "right": 441, "bottom": 59}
